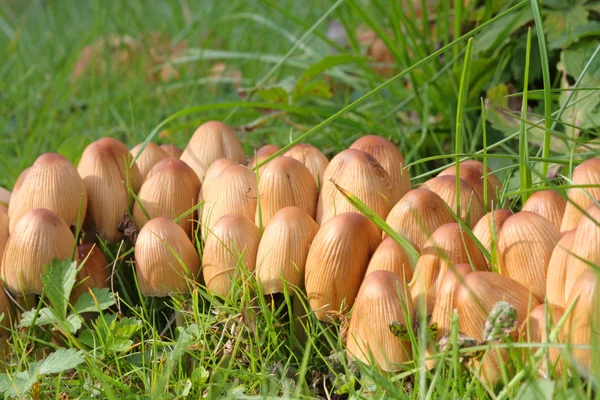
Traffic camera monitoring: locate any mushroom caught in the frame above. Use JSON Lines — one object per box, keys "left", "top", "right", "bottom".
{"left": 255, "top": 207, "right": 318, "bottom": 295}
{"left": 132, "top": 158, "right": 200, "bottom": 236}
{"left": 283, "top": 144, "right": 329, "bottom": 188}
{"left": 317, "top": 149, "right": 393, "bottom": 226}
{"left": 9, "top": 153, "right": 87, "bottom": 233}
{"left": 346, "top": 270, "right": 414, "bottom": 371}
{"left": 2, "top": 209, "right": 77, "bottom": 296}
{"left": 256, "top": 156, "right": 317, "bottom": 227}
{"left": 180, "top": 121, "right": 246, "bottom": 181}
{"left": 305, "top": 212, "right": 381, "bottom": 321}
{"left": 350, "top": 135, "right": 410, "bottom": 203}
{"left": 202, "top": 214, "right": 260, "bottom": 297}
{"left": 130, "top": 142, "right": 168, "bottom": 181}
{"left": 78, "top": 137, "right": 143, "bottom": 241}
{"left": 135, "top": 217, "right": 200, "bottom": 297}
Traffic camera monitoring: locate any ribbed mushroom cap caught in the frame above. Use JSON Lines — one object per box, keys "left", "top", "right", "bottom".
{"left": 10, "top": 168, "right": 30, "bottom": 214}
{"left": 420, "top": 175, "right": 485, "bottom": 227}
{"left": 426, "top": 263, "right": 473, "bottom": 370}
{"left": 135, "top": 217, "right": 200, "bottom": 297}
{"left": 248, "top": 144, "right": 281, "bottom": 171}
{"left": 317, "top": 149, "right": 393, "bottom": 226}
{"left": 522, "top": 190, "right": 567, "bottom": 230}
{"left": 346, "top": 270, "right": 414, "bottom": 371}
{"left": 305, "top": 212, "right": 381, "bottom": 321}
{"left": 180, "top": 121, "right": 246, "bottom": 181}
{"left": 561, "top": 158, "right": 600, "bottom": 232}
{"left": 256, "top": 156, "right": 317, "bottom": 227}
{"left": 350, "top": 135, "right": 410, "bottom": 203}
{"left": 201, "top": 164, "right": 257, "bottom": 233}
{"left": 564, "top": 203, "right": 600, "bottom": 302}
{"left": 0, "top": 211, "right": 8, "bottom": 266}
{"left": 546, "top": 230, "right": 576, "bottom": 308}
{"left": 131, "top": 142, "right": 167, "bottom": 181}
{"left": 455, "top": 272, "right": 540, "bottom": 386}
{"left": 198, "top": 158, "right": 238, "bottom": 202}
{"left": 71, "top": 243, "right": 110, "bottom": 303}
{"left": 519, "top": 304, "right": 565, "bottom": 376}
{"left": 0, "top": 187, "right": 10, "bottom": 206}
{"left": 160, "top": 144, "right": 183, "bottom": 158}
{"left": 365, "top": 236, "right": 414, "bottom": 281}
{"left": 384, "top": 189, "right": 455, "bottom": 252}
{"left": 497, "top": 211, "right": 561, "bottom": 303}
{"left": 563, "top": 269, "right": 600, "bottom": 375}
{"left": 460, "top": 160, "right": 503, "bottom": 205}
{"left": 283, "top": 144, "right": 329, "bottom": 188}
{"left": 132, "top": 158, "right": 201, "bottom": 236}
{"left": 439, "top": 164, "right": 498, "bottom": 211}
{"left": 256, "top": 207, "right": 319, "bottom": 295}
{"left": 430, "top": 264, "right": 474, "bottom": 340}
{"left": 9, "top": 153, "right": 88, "bottom": 233}
{"left": 202, "top": 214, "right": 260, "bottom": 297}
{"left": 472, "top": 209, "right": 513, "bottom": 268}
{"left": 2, "top": 209, "right": 77, "bottom": 296}
{"left": 409, "top": 222, "right": 487, "bottom": 314}
{"left": 78, "top": 137, "right": 142, "bottom": 241}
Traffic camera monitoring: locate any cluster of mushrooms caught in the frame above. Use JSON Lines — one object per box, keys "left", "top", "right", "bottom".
{"left": 0, "top": 120, "right": 599, "bottom": 386}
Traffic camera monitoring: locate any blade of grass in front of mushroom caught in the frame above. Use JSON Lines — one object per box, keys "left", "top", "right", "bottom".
{"left": 330, "top": 179, "right": 419, "bottom": 263}
{"left": 128, "top": 187, "right": 151, "bottom": 222}
{"left": 519, "top": 28, "right": 533, "bottom": 202}
{"left": 455, "top": 38, "right": 474, "bottom": 221}
{"left": 479, "top": 98, "right": 491, "bottom": 210}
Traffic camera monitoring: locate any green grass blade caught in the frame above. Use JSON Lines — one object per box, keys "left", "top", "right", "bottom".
{"left": 254, "top": 1, "right": 529, "bottom": 170}
{"left": 530, "top": 0, "right": 552, "bottom": 177}
{"left": 330, "top": 179, "right": 420, "bottom": 263}
{"left": 519, "top": 28, "right": 533, "bottom": 202}
{"left": 455, "top": 38, "right": 474, "bottom": 219}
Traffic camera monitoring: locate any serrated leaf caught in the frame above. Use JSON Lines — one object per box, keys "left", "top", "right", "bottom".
{"left": 18, "top": 308, "right": 59, "bottom": 328}
{"left": 41, "top": 258, "right": 77, "bottom": 320}
{"left": 73, "top": 288, "right": 116, "bottom": 314}
{"left": 38, "top": 348, "right": 85, "bottom": 375}
{"left": 66, "top": 314, "right": 83, "bottom": 333}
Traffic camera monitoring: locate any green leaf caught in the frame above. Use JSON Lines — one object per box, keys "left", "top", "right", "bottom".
{"left": 293, "top": 54, "right": 364, "bottom": 100}
{"left": 18, "top": 308, "right": 59, "bottom": 328}
{"left": 38, "top": 348, "right": 85, "bottom": 375}
{"left": 66, "top": 314, "right": 83, "bottom": 333}
{"left": 0, "top": 370, "right": 38, "bottom": 397}
{"left": 73, "top": 288, "right": 116, "bottom": 314}
{"left": 41, "top": 258, "right": 77, "bottom": 320}
{"left": 57, "top": 135, "right": 90, "bottom": 165}
{"left": 516, "top": 378, "right": 555, "bottom": 400}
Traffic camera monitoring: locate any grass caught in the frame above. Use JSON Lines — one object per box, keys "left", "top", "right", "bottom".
{"left": 2, "top": 0, "right": 600, "bottom": 398}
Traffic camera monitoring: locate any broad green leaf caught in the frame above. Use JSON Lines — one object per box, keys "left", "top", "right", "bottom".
{"left": 41, "top": 258, "right": 77, "bottom": 320}
{"left": 38, "top": 348, "right": 85, "bottom": 375}
{"left": 516, "top": 378, "right": 555, "bottom": 400}
{"left": 66, "top": 314, "right": 83, "bottom": 333}
{"left": 73, "top": 288, "right": 116, "bottom": 314}
{"left": 0, "top": 370, "right": 38, "bottom": 397}
{"left": 18, "top": 307, "right": 59, "bottom": 328}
